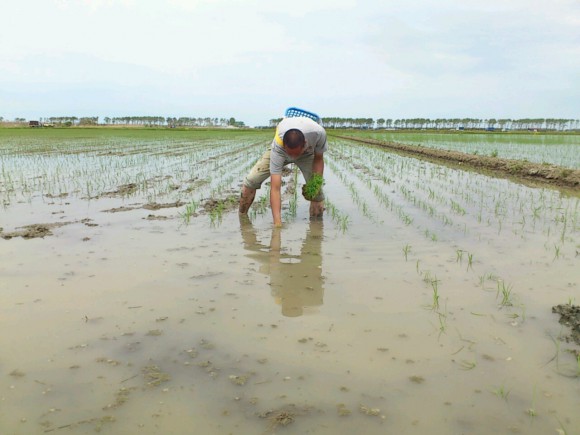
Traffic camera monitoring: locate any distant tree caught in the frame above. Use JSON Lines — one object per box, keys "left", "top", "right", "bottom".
{"left": 79, "top": 117, "right": 98, "bottom": 126}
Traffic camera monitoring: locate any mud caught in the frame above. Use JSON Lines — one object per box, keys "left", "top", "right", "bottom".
{"left": 333, "top": 134, "right": 580, "bottom": 190}
{"left": 103, "top": 201, "right": 185, "bottom": 213}
{"left": 143, "top": 201, "right": 185, "bottom": 210}
{"left": 0, "top": 219, "right": 95, "bottom": 239}
{"left": 552, "top": 304, "right": 580, "bottom": 351}
{"left": 201, "top": 193, "right": 239, "bottom": 213}
{"left": 99, "top": 182, "right": 138, "bottom": 198}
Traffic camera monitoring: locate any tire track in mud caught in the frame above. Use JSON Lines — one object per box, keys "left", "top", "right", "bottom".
{"left": 330, "top": 134, "right": 580, "bottom": 192}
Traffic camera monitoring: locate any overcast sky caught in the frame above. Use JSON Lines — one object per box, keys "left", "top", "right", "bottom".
{"left": 1, "top": 0, "right": 579, "bottom": 126}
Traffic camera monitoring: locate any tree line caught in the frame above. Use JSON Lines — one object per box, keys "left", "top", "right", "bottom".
{"left": 2, "top": 115, "right": 578, "bottom": 131}
{"left": 2, "top": 116, "right": 246, "bottom": 128}
{"left": 269, "top": 117, "right": 579, "bottom": 131}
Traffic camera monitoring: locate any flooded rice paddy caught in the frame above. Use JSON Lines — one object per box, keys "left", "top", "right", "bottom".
{"left": 1, "top": 129, "right": 579, "bottom": 434}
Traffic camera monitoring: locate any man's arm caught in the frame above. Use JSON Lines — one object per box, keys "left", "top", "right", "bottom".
{"left": 270, "top": 173, "right": 282, "bottom": 226}
{"left": 312, "top": 152, "right": 324, "bottom": 175}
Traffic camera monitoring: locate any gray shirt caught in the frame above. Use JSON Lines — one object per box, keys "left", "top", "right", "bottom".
{"left": 269, "top": 117, "right": 328, "bottom": 175}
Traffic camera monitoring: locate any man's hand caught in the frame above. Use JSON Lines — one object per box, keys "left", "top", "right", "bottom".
{"left": 270, "top": 174, "right": 282, "bottom": 226}
{"left": 301, "top": 184, "right": 309, "bottom": 200}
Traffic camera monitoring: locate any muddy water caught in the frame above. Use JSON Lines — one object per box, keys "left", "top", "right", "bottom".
{"left": 2, "top": 158, "right": 580, "bottom": 434}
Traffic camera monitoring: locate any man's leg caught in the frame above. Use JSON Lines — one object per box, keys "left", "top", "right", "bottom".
{"left": 239, "top": 186, "right": 256, "bottom": 213}
{"left": 239, "top": 149, "right": 271, "bottom": 214}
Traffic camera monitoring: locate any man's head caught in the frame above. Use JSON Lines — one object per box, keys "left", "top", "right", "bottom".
{"left": 283, "top": 129, "right": 306, "bottom": 158}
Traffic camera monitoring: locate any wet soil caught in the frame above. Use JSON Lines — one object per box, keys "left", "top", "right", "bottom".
{"left": 99, "top": 182, "right": 139, "bottom": 198}
{"left": 0, "top": 219, "right": 96, "bottom": 239}
{"left": 333, "top": 134, "right": 580, "bottom": 191}
{"left": 201, "top": 192, "right": 239, "bottom": 213}
{"left": 552, "top": 304, "right": 580, "bottom": 351}
{"left": 102, "top": 201, "right": 185, "bottom": 213}
{"left": 143, "top": 201, "right": 185, "bottom": 210}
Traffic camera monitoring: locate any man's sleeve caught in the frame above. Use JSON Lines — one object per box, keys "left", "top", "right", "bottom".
{"left": 314, "top": 128, "right": 328, "bottom": 154}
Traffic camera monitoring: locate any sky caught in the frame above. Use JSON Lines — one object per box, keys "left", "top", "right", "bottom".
{"left": 1, "top": 0, "right": 579, "bottom": 126}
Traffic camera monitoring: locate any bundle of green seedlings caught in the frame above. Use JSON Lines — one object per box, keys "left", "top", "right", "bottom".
{"left": 303, "top": 173, "right": 324, "bottom": 201}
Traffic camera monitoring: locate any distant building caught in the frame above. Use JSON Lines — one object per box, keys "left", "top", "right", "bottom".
{"left": 29, "top": 121, "right": 41, "bottom": 128}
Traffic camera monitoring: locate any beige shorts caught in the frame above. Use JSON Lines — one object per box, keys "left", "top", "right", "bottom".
{"left": 243, "top": 149, "right": 324, "bottom": 201}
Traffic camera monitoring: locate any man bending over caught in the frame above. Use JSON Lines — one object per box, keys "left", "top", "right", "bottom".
{"left": 239, "top": 116, "right": 327, "bottom": 226}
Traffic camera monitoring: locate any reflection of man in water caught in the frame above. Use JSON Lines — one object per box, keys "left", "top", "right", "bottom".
{"left": 240, "top": 216, "right": 324, "bottom": 317}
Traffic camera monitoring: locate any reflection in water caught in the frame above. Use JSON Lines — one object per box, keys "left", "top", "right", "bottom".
{"left": 240, "top": 216, "right": 324, "bottom": 317}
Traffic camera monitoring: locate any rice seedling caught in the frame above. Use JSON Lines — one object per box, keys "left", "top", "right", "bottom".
{"left": 180, "top": 199, "right": 199, "bottom": 224}
{"left": 303, "top": 173, "right": 324, "bottom": 201}
{"left": 255, "top": 192, "right": 269, "bottom": 215}
{"left": 437, "top": 309, "right": 448, "bottom": 336}
{"left": 324, "top": 199, "right": 350, "bottom": 234}
{"left": 403, "top": 244, "right": 411, "bottom": 261}
{"left": 423, "top": 274, "right": 440, "bottom": 311}
{"left": 497, "top": 281, "right": 514, "bottom": 307}
{"left": 556, "top": 417, "right": 570, "bottom": 435}
{"left": 467, "top": 253, "right": 474, "bottom": 271}
{"left": 553, "top": 244, "right": 561, "bottom": 261}
{"left": 526, "top": 385, "right": 538, "bottom": 418}
{"left": 492, "top": 383, "right": 511, "bottom": 400}
{"left": 339, "top": 215, "right": 350, "bottom": 233}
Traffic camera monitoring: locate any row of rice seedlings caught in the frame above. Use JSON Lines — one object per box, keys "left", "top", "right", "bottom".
{"left": 185, "top": 153, "right": 264, "bottom": 226}
{"left": 356, "top": 130, "right": 580, "bottom": 169}
{"left": 248, "top": 185, "right": 270, "bottom": 219}
{"left": 415, "top": 158, "right": 578, "bottom": 243}
{"left": 1, "top": 137, "right": 264, "bottom": 207}
{"left": 350, "top": 145, "right": 500, "bottom": 238}
{"left": 325, "top": 157, "right": 380, "bottom": 225}
{"left": 0, "top": 130, "right": 262, "bottom": 159}
{"left": 332, "top": 139, "right": 577, "bottom": 268}
{"left": 456, "top": 250, "right": 475, "bottom": 271}
{"left": 342, "top": 139, "right": 578, "bottom": 255}
{"left": 325, "top": 199, "right": 350, "bottom": 233}
{"left": 328, "top": 142, "right": 443, "bottom": 238}
{"left": 284, "top": 166, "right": 300, "bottom": 220}
{"left": 0, "top": 135, "right": 255, "bottom": 201}
{"left": 416, "top": 264, "right": 449, "bottom": 336}
{"left": 478, "top": 272, "right": 526, "bottom": 322}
